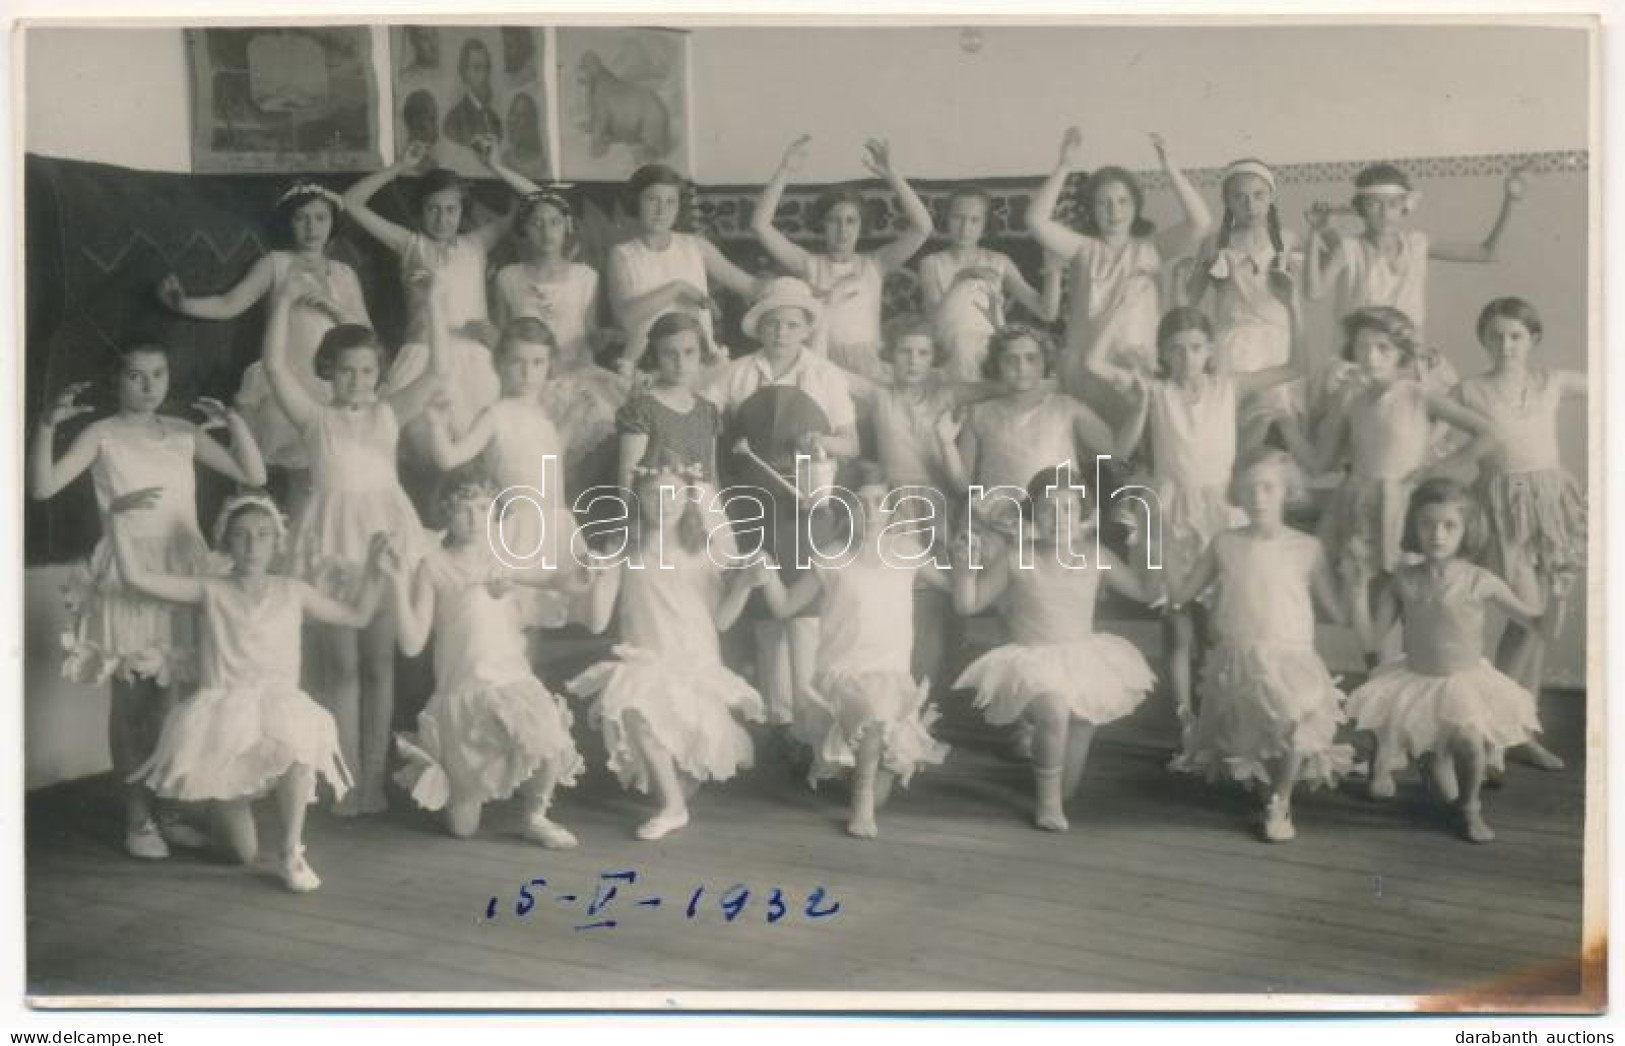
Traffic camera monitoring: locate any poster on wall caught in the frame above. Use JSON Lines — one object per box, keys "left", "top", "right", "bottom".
{"left": 185, "top": 27, "right": 381, "bottom": 173}
{"left": 391, "top": 26, "right": 556, "bottom": 181}
{"left": 555, "top": 27, "right": 692, "bottom": 180}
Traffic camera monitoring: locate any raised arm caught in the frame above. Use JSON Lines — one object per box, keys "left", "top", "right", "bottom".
{"left": 340, "top": 143, "right": 428, "bottom": 255}
{"left": 189, "top": 399, "right": 267, "bottom": 488}
{"left": 750, "top": 136, "right": 815, "bottom": 278}
{"left": 1148, "top": 133, "right": 1213, "bottom": 260}
{"left": 866, "top": 139, "right": 936, "bottom": 273}
{"left": 1114, "top": 373, "right": 1153, "bottom": 461}
{"left": 1025, "top": 127, "right": 1090, "bottom": 260}
{"left": 262, "top": 281, "right": 323, "bottom": 431}
{"left": 698, "top": 237, "right": 760, "bottom": 298}
{"left": 1000, "top": 253, "right": 1061, "bottom": 323}
{"left": 384, "top": 272, "right": 449, "bottom": 422}
{"left": 156, "top": 254, "right": 276, "bottom": 321}
{"left": 105, "top": 491, "right": 205, "bottom": 605}
{"left": 424, "top": 397, "right": 495, "bottom": 470}
{"left": 1068, "top": 397, "right": 1122, "bottom": 462}
{"left": 29, "top": 385, "right": 99, "bottom": 501}
{"left": 1301, "top": 202, "right": 1345, "bottom": 303}
{"left": 468, "top": 135, "right": 522, "bottom": 254}
{"left": 1429, "top": 165, "right": 1526, "bottom": 263}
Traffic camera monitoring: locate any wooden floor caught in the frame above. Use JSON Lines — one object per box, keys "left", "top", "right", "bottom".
{"left": 25, "top": 628, "right": 1590, "bottom": 1004}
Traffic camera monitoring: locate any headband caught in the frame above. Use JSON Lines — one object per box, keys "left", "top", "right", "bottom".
{"left": 520, "top": 186, "right": 577, "bottom": 226}
{"left": 212, "top": 491, "right": 287, "bottom": 550}
{"left": 630, "top": 461, "right": 710, "bottom": 489}
{"left": 1222, "top": 159, "right": 1276, "bottom": 192}
{"left": 1353, "top": 182, "right": 1412, "bottom": 198}
{"left": 277, "top": 181, "right": 338, "bottom": 209}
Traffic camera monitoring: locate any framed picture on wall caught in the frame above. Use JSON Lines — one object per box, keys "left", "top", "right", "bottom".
{"left": 185, "top": 27, "right": 381, "bottom": 173}
{"left": 391, "top": 26, "right": 557, "bottom": 181}
{"left": 556, "top": 27, "right": 693, "bottom": 180}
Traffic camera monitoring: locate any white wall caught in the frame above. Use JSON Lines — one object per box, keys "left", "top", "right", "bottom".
{"left": 26, "top": 23, "right": 1590, "bottom": 178}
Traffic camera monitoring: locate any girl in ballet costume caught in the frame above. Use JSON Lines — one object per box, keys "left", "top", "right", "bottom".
{"left": 264, "top": 270, "right": 441, "bottom": 816}
{"left": 953, "top": 462, "right": 1159, "bottom": 832}
{"left": 1342, "top": 479, "right": 1565, "bottom": 842}
{"left": 157, "top": 182, "right": 370, "bottom": 510}
{"left": 616, "top": 311, "right": 735, "bottom": 557}
{"left": 916, "top": 186, "right": 1062, "bottom": 384}
{"left": 1110, "top": 305, "right": 1305, "bottom": 767}
{"left": 343, "top": 138, "right": 517, "bottom": 434}
{"left": 113, "top": 492, "right": 378, "bottom": 892}
{"left": 944, "top": 325, "right": 1131, "bottom": 539}
{"left": 1185, "top": 159, "right": 1305, "bottom": 449}
{"left": 31, "top": 344, "right": 267, "bottom": 860}
{"left": 388, "top": 474, "right": 585, "bottom": 848}
{"left": 753, "top": 462, "right": 952, "bottom": 839}
{"left": 1304, "top": 307, "right": 1496, "bottom": 588}
{"left": 1170, "top": 447, "right": 1354, "bottom": 844}
{"left": 751, "top": 135, "right": 936, "bottom": 383}
{"left": 1453, "top": 297, "right": 1585, "bottom": 772}
{"left": 569, "top": 461, "right": 767, "bottom": 841}
{"left": 421, "top": 316, "right": 587, "bottom": 620}
{"left": 1026, "top": 128, "right": 1212, "bottom": 422}
{"left": 491, "top": 184, "right": 627, "bottom": 487}
{"left": 609, "top": 163, "right": 763, "bottom": 370}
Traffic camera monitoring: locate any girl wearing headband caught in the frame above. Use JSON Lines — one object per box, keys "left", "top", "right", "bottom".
{"left": 752, "top": 135, "right": 936, "bottom": 383}
{"left": 1027, "top": 127, "right": 1212, "bottom": 427}
{"left": 343, "top": 136, "right": 522, "bottom": 439}
{"left": 156, "top": 181, "right": 368, "bottom": 514}
{"left": 493, "top": 184, "right": 627, "bottom": 492}
{"left": 1187, "top": 159, "right": 1306, "bottom": 449}
{"left": 111, "top": 490, "right": 387, "bottom": 893}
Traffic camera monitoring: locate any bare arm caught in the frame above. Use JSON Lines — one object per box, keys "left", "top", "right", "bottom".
{"left": 578, "top": 562, "right": 624, "bottom": 635}
{"left": 390, "top": 563, "right": 434, "bottom": 657}
{"left": 1000, "top": 255, "right": 1059, "bottom": 322}
{"left": 29, "top": 386, "right": 99, "bottom": 500}
{"left": 340, "top": 145, "right": 427, "bottom": 255}
{"left": 750, "top": 136, "right": 814, "bottom": 278}
{"left": 298, "top": 575, "right": 384, "bottom": 630}
{"left": 425, "top": 401, "right": 495, "bottom": 471}
{"left": 1115, "top": 374, "right": 1152, "bottom": 460}
{"left": 1416, "top": 393, "right": 1499, "bottom": 481}
{"left": 1429, "top": 165, "right": 1527, "bottom": 263}
{"left": 383, "top": 274, "right": 450, "bottom": 421}
{"left": 754, "top": 562, "right": 822, "bottom": 619}
{"left": 715, "top": 566, "right": 765, "bottom": 632}
{"left": 1069, "top": 398, "right": 1121, "bottom": 461}
{"left": 1148, "top": 133, "right": 1213, "bottom": 260}
{"left": 262, "top": 286, "right": 323, "bottom": 431}
{"left": 105, "top": 494, "right": 207, "bottom": 605}
{"left": 1302, "top": 202, "right": 1344, "bottom": 303}
{"left": 157, "top": 254, "right": 276, "bottom": 321}
{"left": 1310, "top": 552, "right": 1347, "bottom": 625}
{"left": 1099, "top": 546, "right": 1156, "bottom": 605}
{"left": 616, "top": 432, "right": 651, "bottom": 493}
{"left": 866, "top": 139, "right": 936, "bottom": 273}
{"left": 951, "top": 536, "right": 1010, "bottom": 616}
{"left": 698, "top": 237, "right": 759, "bottom": 298}
{"left": 189, "top": 403, "right": 267, "bottom": 488}
{"left": 1025, "top": 128, "right": 1090, "bottom": 260}
{"left": 606, "top": 251, "right": 710, "bottom": 367}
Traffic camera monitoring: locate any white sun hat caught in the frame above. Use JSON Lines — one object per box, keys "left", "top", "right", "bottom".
{"left": 741, "top": 276, "right": 825, "bottom": 342}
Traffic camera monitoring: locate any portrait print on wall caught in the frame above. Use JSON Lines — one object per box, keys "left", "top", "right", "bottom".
{"left": 391, "top": 25, "right": 555, "bottom": 181}
{"left": 556, "top": 27, "right": 692, "bottom": 179}
{"left": 186, "top": 27, "right": 381, "bottom": 173}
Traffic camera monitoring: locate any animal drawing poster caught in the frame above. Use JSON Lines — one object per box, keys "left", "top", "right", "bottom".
{"left": 391, "top": 26, "right": 556, "bottom": 181}
{"left": 186, "top": 27, "right": 381, "bottom": 173}
{"left": 556, "top": 28, "right": 692, "bottom": 180}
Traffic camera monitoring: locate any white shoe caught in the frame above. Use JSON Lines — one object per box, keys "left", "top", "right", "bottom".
{"left": 125, "top": 820, "right": 170, "bottom": 861}
{"left": 280, "top": 847, "right": 321, "bottom": 893}
{"left": 157, "top": 816, "right": 210, "bottom": 851}
{"left": 635, "top": 809, "right": 689, "bottom": 841}
{"left": 1262, "top": 798, "right": 1296, "bottom": 843}
{"left": 522, "top": 814, "right": 579, "bottom": 850}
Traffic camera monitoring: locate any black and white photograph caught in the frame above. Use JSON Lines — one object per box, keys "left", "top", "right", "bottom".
{"left": 15, "top": 15, "right": 1603, "bottom": 1014}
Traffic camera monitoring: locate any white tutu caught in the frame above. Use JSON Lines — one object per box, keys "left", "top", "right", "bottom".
{"left": 395, "top": 676, "right": 583, "bottom": 811}
{"left": 1347, "top": 657, "right": 1539, "bottom": 761}
{"left": 1188, "top": 644, "right": 1354, "bottom": 789}
{"left": 954, "top": 634, "right": 1155, "bottom": 727}
{"left": 568, "top": 645, "right": 764, "bottom": 793}
{"left": 131, "top": 684, "right": 351, "bottom": 804}
{"left": 793, "top": 667, "right": 949, "bottom": 788}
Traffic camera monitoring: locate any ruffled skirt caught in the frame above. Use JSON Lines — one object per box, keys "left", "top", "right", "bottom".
{"left": 1346, "top": 657, "right": 1540, "bottom": 760}
{"left": 1152, "top": 481, "right": 1241, "bottom": 600}
{"left": 568, "top": 645, "right": 765, "bottom": 793}
{"left": 290, "top": 486, "right": 425, "bottom": 599}
{"left": 1188, "top": 644, "right": 1354, "bottom": 789}
{"left": 131, "top": 684, "right": 351, "bottom": 804}
{"left": 793, "top": 667, "right": 949, "bottom": 788}
{"left": 954, "top": 634, "right": 1155, "bottom": 727}
{"left": 394, "top": 675, "right": 584, "bottom": 810}
{"left": 61, "top": 532, "right": 216, "bottom": 687}
{"left": 1480, "top": 467, "right": 1587, "bottom": 579}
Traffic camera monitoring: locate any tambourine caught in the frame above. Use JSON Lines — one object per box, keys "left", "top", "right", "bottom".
{"left": 725, "top": 384, "right": 837, "bottom": 504}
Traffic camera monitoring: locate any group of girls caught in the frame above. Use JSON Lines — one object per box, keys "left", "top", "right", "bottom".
{"left": 31, "top": 122, "right": 1584, "bottom": 893}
